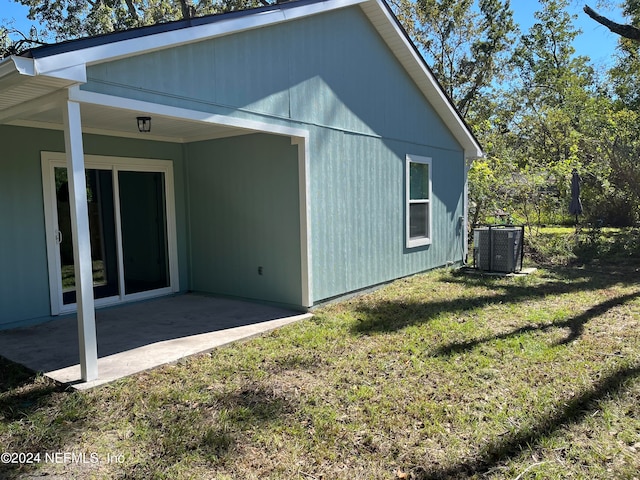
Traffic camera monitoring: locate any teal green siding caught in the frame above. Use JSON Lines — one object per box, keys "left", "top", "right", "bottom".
{"left": 0, "top": 125, "right": 188, "bottom": 328}
{"left": 0, "top": 125, "right": 301, "bottom": 327}
{"left": 185, "top": 134, "right": 302, "bottom": 307}
{"left": 308, "top": 127, "right": 464, "bottom": 301}
{"left": 83, "top": 6, "right": 459, "bottom": 151}
{"left": 2, "top": 4, "right": 470, "bottom": 326}
{"left": 0, "top": 126, "right": 60, "bottom": 326}
{"left": 80, "top": 5, "right": 467, "bottom": 304}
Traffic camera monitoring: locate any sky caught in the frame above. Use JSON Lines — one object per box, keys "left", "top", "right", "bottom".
{"left": 512, "top": 0, "right": 625, "bottom": 69}
{"left": 0, "top": 0, "right": 629, "bottom": 68}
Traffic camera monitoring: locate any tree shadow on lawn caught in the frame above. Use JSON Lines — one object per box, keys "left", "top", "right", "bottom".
{"left": 350, "top": 267, "right": 640, "bottom": 336}
{"left": 0, "top": 357, "right": 81, "bottom": 480}
{"left": 0, "top": 357, "right": 67, "bottom": 419}
{"left": 0, "top": 356, "right": 47, "bottom": 393}
{"left": 432, "top": 289, "right": 640, "bottom": 356}
{"left": 1, "top": 361, "right": 297, "bottom": 479}
{"left": 415, "top": 364, "right": 640, "bottom": 479}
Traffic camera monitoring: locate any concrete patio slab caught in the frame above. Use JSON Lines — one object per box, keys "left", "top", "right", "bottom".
{"left": 0, "top": 294, "right": 312, "bottom": 390}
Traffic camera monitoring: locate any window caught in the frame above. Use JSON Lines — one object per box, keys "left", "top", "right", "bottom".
{"left": 406, "top": 154, "right": 432, "bottom": 248}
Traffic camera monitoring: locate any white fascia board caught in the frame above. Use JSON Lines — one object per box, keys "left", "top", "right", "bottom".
{"left": 33, "top": 0, "right": 368, "bottom": 75}
{"left": 282, "top": 0, "right": 367, "bottom": 21}
{"left": 0, "top": 56, "right": 35, "bottom": 78}
{"left": 0, "top": 56, "right": 83, "bottom": 95}
{"left": 363, "top": 0, "right": 483, "bottom": 159}
{"left": 39, "top": 63, "right": 87, "bottom": 83}
{"left": 69, "top": 87, "right": 310, "bottom": 140}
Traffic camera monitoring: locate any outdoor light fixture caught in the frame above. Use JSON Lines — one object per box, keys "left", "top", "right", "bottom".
{"left": 136, "top": 116, "right": 151, "bottom": 133}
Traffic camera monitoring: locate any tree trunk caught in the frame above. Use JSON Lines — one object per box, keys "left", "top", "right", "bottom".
{"left": 178, "top": 0, "right": 195, "bottom": 19}
{"left": 124, "top": 0, "right": 140, "bottom": 22}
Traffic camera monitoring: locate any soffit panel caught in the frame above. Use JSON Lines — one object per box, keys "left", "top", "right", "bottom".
{"left": 0, "top": 76, "right": 73, "bottom": 111}
{"left": 8, "top": 102, "right": 249, "bottom": 143}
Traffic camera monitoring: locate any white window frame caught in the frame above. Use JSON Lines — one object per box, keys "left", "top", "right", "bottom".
{"left": 41, "top": 152, "right": 180, "bottom": 315}
{"left": 406, "top": 154, "right": 432, "bottom": 248}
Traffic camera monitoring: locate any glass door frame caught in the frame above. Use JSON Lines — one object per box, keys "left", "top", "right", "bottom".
{"left": 41, "top": 152, "right": 179, "bottom": 315}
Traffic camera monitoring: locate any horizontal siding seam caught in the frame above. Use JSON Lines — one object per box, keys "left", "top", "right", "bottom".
{"left": 85, "top": 77, "right": 289, "bottom": 120}
{"left": 84, "top": 78, "right": 463, "bottom": 154}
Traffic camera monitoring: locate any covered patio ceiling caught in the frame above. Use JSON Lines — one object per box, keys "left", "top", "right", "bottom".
{"left": 2, "top": 94, "right": 250, "bottom": 143}
{"left": 0, "top": 67, "right": 253, "bottom": 143}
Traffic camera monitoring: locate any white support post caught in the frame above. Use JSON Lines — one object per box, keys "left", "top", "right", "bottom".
{"left": 62, "top": 98, "right": 98, "bottom": 382}
{"left": 292, "top": 136, "right": 312, "bottom": 308}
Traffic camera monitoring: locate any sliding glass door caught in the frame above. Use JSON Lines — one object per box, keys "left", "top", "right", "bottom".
{"left": 42, "top": 154, "right": 178, "bottom": 314}
{"left": 118, "top": 170, "right": 169, "bottom": 295}
{"left": 55, "top": 167, "right": 119, "bottom": 305}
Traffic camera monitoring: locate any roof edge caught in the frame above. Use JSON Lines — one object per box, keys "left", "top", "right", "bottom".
{"left": 0, "top": 56, "right": 35, "bottom": 79}
{"left": 24, "top": 0, "right": 320, "bottom": 59}
{"left": 12, "top": 0, "right": 482, "bottom": 158}
{"left": 368, "top": 0, "right": 483, "bottom": 159}
{"left": 30, "top": 0, "right": 368, "bottom": 75}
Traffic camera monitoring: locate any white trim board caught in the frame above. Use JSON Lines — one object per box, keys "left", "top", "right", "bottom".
{"left": 405, "top": 154, "right": 433, "bottom": 249}
{"left": 69, "top": 87, "right": 310, "bottom": 141}
{"left": 292, "top": 136, "right": 312, "bottom": 307}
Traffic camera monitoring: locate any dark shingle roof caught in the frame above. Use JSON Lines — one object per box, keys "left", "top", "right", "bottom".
{"left": 24, "top": 0, "right": 324, "bottom": 59}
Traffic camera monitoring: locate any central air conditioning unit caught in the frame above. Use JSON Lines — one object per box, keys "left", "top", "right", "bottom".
{"left": 473, "top": 225, "right": 524, "bottom": 273}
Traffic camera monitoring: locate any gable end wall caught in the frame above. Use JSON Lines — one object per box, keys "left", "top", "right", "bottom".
{"left": 82, "top": 5, "right": 467, "bottom": 304}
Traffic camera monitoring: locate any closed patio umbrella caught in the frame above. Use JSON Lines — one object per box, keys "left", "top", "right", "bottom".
{"left": 569, "top": 168, "right": 583, "bottom": 224}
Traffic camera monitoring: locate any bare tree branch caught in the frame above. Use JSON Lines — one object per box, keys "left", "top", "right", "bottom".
{"left": 584, "top": 5, "right": 640, "bottom": 42}
{"left": 1, "top": 28, "right": 50, "bottom": 59}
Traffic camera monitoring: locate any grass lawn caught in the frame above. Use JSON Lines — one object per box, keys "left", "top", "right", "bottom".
{"left": 2, "top": 241, "right": 640, "bottom": 478}
{"left": 527, "top": 226, "right": 640, "bottom": 267}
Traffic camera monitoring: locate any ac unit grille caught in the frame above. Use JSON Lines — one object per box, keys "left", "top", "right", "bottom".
{"left": 473, "top": 226, "right": 523, "bottom": 273}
